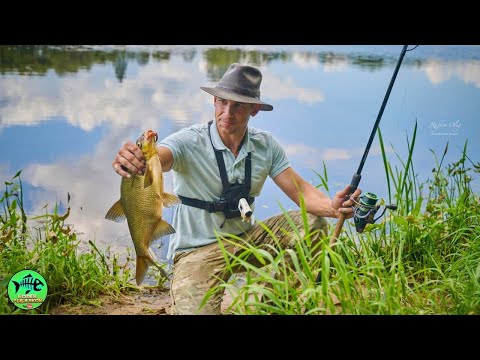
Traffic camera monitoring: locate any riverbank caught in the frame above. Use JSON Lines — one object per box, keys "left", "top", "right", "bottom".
{"left": 49, "top": 287, "right": 234, "bottom": 315}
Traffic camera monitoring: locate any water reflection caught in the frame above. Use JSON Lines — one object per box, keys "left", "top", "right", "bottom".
{"left": 1, "top": 45, "right": 456, "bottom": 77}
{"left": 1, "top": 45, "right": 479, "bottom": 264}
{"left": 3, "top": 45, "right": 480, "bottom": 85}
{"left": 421, "top": 59, "right": 480, "bottom": 87}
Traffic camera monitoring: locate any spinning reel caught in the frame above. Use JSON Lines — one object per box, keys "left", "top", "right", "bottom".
{"left": 352, "top": 192, "right": 397, "bottom": 232}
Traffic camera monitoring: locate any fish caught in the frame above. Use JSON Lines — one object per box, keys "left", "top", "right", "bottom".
{"left": 105, "top": 129, "right": 180, "bottom": 285}
{"left": 12, "top": 273, "right": 44, "bottom": 294}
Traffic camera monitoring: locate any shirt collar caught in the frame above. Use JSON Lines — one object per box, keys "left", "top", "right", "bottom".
{"left": 210, "top": 120, "right": 227, "bottom": 151}
{"left": 210, "top": 120, "right": 252, "bottom": 154}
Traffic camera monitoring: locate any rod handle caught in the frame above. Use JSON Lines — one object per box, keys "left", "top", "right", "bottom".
{"left": 329, "top": 173, "right": 360, "bottom": 246}
{"left": 330, "top": 212, "right": 347, "bottom": 246}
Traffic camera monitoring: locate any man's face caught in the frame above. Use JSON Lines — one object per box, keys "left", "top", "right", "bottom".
{"left": 214, "top": 96, "right": 259, "bottom": 135}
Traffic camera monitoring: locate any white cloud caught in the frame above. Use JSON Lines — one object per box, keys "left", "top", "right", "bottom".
{"left": 262, "top": 72, "right": 325, "bottom": 105}
{"left": 0, "top": 163, "right": 12, "bottom": 183}
{"left": 283, "top": 143, "right": 318, "bottom": 157}
{"left": 0, "top": 59, "right": 208, "bottom": 132}
{"left": 421, "top": 59, "right": 480, "bottom": 88}
{"left": 323, "top": 148, "right": 352, "bottom": 161}
{"left": 292, "top": 52, "right": 321, "bottom": 70}
{"left": 284, "top": 143, "right": 391, "bottom": 168}
{"left": 284, "top": 143, "right": 350, "bottom": 168}
{"left": 0, "top": 48, "right": 332, "bottom": 136}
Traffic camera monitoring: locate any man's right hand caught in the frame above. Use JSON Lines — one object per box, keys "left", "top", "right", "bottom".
{"left": 112, "top": 141, "right": 146, "bottom": 178}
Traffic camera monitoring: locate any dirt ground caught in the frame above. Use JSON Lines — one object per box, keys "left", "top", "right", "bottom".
{"left": 48, "top": 287, "right": 234, "bottom": 315}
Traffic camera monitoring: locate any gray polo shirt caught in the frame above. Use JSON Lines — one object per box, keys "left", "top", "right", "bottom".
{"left": 159, "top": 120, "right": 290, "bottom": 261}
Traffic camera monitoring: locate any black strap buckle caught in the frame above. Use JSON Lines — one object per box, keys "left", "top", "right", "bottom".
{"left": 207, "top": 202, "right": 215, "bottom": 213}
{"left": 214, "top": 202, "right": 225, "bottom": 213}
{"left": 206, "top": 201, "right": 226, "bottom": 213}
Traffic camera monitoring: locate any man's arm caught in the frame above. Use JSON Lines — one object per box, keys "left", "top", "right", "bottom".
{"left": 158, "top": 146, "right": 174, "bottom": 172}
{"left": 273, "top": 167, "right": 361, "bottom": 219}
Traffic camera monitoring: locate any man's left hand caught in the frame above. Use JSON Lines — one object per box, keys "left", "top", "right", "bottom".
{"left": 331, "top": 185, "right": 362, "bottom": 219}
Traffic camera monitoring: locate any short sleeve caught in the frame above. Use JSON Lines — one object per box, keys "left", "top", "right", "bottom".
{"left": 269, "top": 135, "right": 290, "bottom": 178}
{"left": 159, "top": 128, "right": 197, "bottom": 172}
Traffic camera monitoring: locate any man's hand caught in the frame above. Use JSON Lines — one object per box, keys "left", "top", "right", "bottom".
{"left": 112, "top": 141, "right": 146, "bottom": 178}
{"left": 331, "top": 185, "right": 362, "bottom": 219}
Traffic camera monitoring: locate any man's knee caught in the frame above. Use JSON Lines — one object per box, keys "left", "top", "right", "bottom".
{"left": 170, "top": 282, "right": 223, "bottom": 315}
{"left": 170, "top": 245, "right": 228, "bottom": 315}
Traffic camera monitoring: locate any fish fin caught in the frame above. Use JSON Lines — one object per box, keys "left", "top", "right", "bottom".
{"left": 150, "top": 219, "right": 176, "bottom": 245}
{"left": 105, "top": 200, "right": 126, "bottom": 222}
{"left": 144, "top": 161, "right": 154, "bottom": 188}
{"left": 26, "top": 289, "right": 31, "bottom": 294}
{"left": 144, "top": 219, "right": 176, "bottom": 250}
{"left": 161, "top": 192, "right": 181, "bottom": 208}
{"left": 135, "top": 252, "right": 156, "bottom": 285}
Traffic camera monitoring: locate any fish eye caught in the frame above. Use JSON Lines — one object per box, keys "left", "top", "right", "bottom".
{"left": 154, "top": 133, "right": 158, "bottom": 142}
{"left": 136, "top": 142, "right": 141, "bottom": 148}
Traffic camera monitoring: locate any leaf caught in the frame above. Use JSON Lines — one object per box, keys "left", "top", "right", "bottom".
{"left": 55, "top": 207, "right": 70, "bottom": 221}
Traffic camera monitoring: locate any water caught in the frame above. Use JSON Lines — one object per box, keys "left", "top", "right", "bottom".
{"left": 1, "top": 45, "right": 479, "bottom": 263}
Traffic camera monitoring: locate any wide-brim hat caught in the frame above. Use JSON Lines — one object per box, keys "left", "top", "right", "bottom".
{"left": 201, "top": 63, "right": 273, "bottom": 111}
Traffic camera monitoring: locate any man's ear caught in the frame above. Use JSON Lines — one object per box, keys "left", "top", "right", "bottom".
{"left": 251, "top": 104, "right": 261, "bottom": 117}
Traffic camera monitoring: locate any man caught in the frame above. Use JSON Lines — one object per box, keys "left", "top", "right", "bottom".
{"left": 112, "top": 63, "right": 361, "bottom": 314}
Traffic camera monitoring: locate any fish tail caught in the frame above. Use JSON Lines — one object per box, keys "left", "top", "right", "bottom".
{"left": 135, "top": 250, "right": 168, "bottom": 285}
{"left": 135, "top": 255, "right": 153, "bottom": 285}
{"left": 135, "top": 249, "right": 158, "bottom": 285}
{"left": 12, "top": 280, "right": 20, "bottom": 293}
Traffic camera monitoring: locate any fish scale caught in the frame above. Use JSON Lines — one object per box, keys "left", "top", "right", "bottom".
{"left": 106, "top": 130, "right": 180, "bottom": 285}
{"left": 121, "top": 167, "right": 164, "bottom": 256}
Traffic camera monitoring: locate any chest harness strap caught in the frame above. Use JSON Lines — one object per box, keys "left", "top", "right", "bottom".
{"left": 178, "top": 121, "right": 255, "bottom": 224}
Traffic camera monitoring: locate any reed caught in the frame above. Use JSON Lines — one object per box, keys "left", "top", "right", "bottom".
{"left": 207, "top": 126, "right": 480, "bottom": 314}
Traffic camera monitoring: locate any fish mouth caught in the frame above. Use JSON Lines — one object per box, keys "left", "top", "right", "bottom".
{"left": 145, "top": 130, "right": 158, "bottom": 142}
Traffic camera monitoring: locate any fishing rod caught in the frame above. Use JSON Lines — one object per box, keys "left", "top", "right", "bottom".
{"left": 316, "top": 45, "right": 416, "bottom": 284}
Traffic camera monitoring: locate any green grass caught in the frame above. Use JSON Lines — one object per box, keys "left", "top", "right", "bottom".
{"left": 0, "top": 171, "right": 158, "bottom": 314}
{"left": 2, "top": 123, "right": 479, "bottom": 315}
{"left": 208, "top": 125, "right": 480, "bottom": 314}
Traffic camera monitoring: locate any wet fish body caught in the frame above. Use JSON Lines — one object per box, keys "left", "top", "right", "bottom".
{"left": 105, "top": 130, "right": 180, "bottom": 285}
